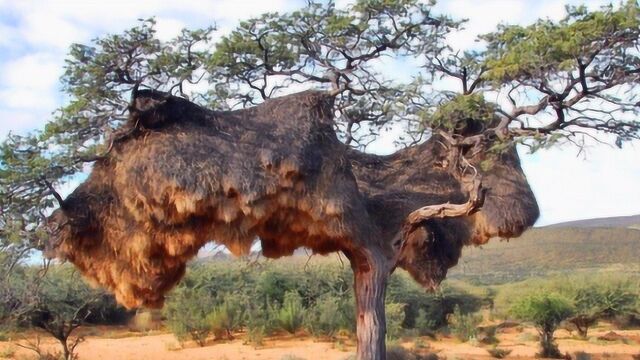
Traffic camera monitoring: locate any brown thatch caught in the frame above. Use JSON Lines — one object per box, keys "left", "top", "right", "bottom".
{"left": 46, "top": 90, "right": 538, "bottom": 308}
{"left": 348, "top": 128, "right": 539, "bottom": 288}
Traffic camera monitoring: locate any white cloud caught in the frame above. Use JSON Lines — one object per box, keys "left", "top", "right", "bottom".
{"left": 0, "top": 110, "right": 45, "bottom": 138}
{"left": 20, "top": 11, "right": 87, "bottom": 50}
{"left": 0, "top": 53, "right": 62, "bottom": 132}
{"left": 435, "top": 0, "right": 527, "bottom": 50}
{"left": 522, "top": 142, "right": 640, "bottom": 225}
{"left": 154, "top": 18, "right": 187, "bottom": 42}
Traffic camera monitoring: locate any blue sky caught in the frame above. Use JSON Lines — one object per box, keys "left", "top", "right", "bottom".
{"left": 0, "top": 0, "right": 638, "bottom": 225}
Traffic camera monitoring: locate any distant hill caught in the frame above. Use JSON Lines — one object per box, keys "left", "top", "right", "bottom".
{"left": 196, "top": 214, "right": 640, "bottom": 284}
{"left": 450, "top": 224, "right": 640, "bottom": 284}
{"left": 543, "top": 214, "right": 640, "bottom": 229}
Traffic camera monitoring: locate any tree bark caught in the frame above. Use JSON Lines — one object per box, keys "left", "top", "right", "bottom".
{"left": 353, "top": 248, "right": 392, "bottom": 360}
{"left": 59, "top": 336, "right": 70, "bottom": 360}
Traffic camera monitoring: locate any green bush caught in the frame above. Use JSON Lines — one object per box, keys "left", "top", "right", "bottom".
{"left": 207, "top": 295, "right": 245, "bottom": 339}
{"left": 448, "top": 305, "right": 482, "bottom": 342}
{"left": 245, "top": 323, "right": 265, "bottom": 347}
{"left": 304, "top": 294, "right": 354, "bottom": 337}
{"left": 278, "top": 291, "right": 304, "bottom": 334}
{"left": 257, "top": 271, "right": 298, "bottom": 306}
{"left": 510, "top": 293, "right": 574, "bottom": 358}
{"left": 414, "top": 309, "right": 437, "bottom": 335}
{"left": 387, "top": 273, "right": 483, "bottom": 330}
{"left": 164, "top": 287, "right": 214, "bottom": 346}
{"left": 19, "top": 266, "right": 112, "bottom": 360}
{"left": 246, "top": 298, "right": 280, "bottom": 336}
{"left": 385, "top": 303, "right": 406, "bottom": 340}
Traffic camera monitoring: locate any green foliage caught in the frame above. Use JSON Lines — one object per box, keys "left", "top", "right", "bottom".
{"left": 55, "top": 18, "right": 216, "bottom": 153}
{"left": 385, "top": 302, "right": 406, "bottom": 340}
{"left": 4, "top": 266, "right": 114, "bottom": 360}
{"left": 482, "top": 1, "right": 640, "bottom": 83}
{"left": 414, "top": 309, "right": 437, "bottom": 335}
{"left": 151, "top": 259, "right": 494, "bottom": 343}
{"left": 573, "top": 281, "right": 638, "bottom": 319}
{"left": 510, "top": 293, "right": 574, "bottom": 329}
{"left": 277, "top": 291, "right": 304, "bottom": 334}
{"left": 428, "top": 93, "right": 497, "bottom": 131}
{"left": 304, "top": 294, "right": 354, "bottom": 337}
{"left": 163, "top": 286, "right": 214, "bottom": 346}
{"left": 245, "top": 321, "right": 265, "bottom": 347}
{"left": 510, "top": 293, "right": 574, "bottom": 358}
{"left": 207, "top": 295, "right": 245, "bottom": 339}
{"left": 447, "top": 305, "right": 481, "bottom": 342}
{"left": 386, "top": 271, "right": 484, "bottom": 330}
{"left": 245, "top": 298, "right": 280, "bottom": 337}
{"left": 257, "top": 270, "right": 299, "bottom": 306}
{"left": 209, "top": 0, "right": 456, "bottom": 104}
{"left": 493, "top": 273, "right": 640, "bottom": 320}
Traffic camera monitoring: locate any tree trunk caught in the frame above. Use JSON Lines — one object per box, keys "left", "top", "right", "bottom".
{"left": 59, "top": 337, "right": 71, "bottom": 360}
{"left": 353, "top": 248, "right": 392, "bottom": 360}
{"left": 576, "top": 324, "right": 588, "bottom": 339}
{"left": 539, "top": 327, "right": 562, "bottom": 359}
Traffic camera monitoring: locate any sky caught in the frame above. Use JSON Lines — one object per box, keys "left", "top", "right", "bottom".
{"left": 0, "top": 0, "right": 638, "bottom": 226}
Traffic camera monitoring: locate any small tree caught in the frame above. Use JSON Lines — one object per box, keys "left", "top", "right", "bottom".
{"left": 570, "top": 282, "right": 637, "bottom": 337}
{"left": 14, "top": 266, "right": 109, "bottom": 360}
{"left": 510, "top": 293, "right": 574, "bottom": 359}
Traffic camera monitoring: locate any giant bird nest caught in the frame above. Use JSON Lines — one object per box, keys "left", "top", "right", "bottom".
{"left": 48, "top": 90, "right": 539, "bottom": 308}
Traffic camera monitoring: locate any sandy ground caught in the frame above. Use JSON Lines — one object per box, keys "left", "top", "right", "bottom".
{"left": 1, "top": 326, "right": 639, "bottom": 360}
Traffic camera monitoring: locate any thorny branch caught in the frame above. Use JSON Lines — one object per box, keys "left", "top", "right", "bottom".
{"left": 403, "top": 133, "right": 486, "bottom": 235}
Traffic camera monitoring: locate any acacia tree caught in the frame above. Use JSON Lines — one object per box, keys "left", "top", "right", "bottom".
{"left": 1, "top": 1, "right": 639, "bottom": 359}
{"left": 510, "top": 293, "right": 574, "bottom": 358}
{"left": 3, "top": 267, "right": 112, "bottom": 360}
{"left": 569, "top": 280, "right": 638, "bottom": 337}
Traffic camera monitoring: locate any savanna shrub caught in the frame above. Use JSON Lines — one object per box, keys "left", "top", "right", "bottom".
{"left": 164, "top": 287, "right": 214, "bottom": 346}
{"left": 304, "top": 294, "right": 354, "bottom": 337}
{"left": 385, "top": 303, "right": 406, "bottom": 340}
{"left": 278, "top": 291, "right": 304, "bottom": 334}
{"left": 510, "top": 293, "right": 574, "bottom": 358}
{"left": 448, "top": 305, "right": 482, "bottom": 342}
{"left": 208, "top": 294, "right": 245, "bottom": 339}
{"left": 414, "top": 309, "right": 437, "bottom": 335}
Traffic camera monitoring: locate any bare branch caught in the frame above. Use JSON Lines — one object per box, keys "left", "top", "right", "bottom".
{"left": 403, "top": 174, "right": 485, "bottom": 236}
